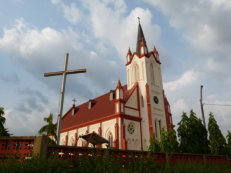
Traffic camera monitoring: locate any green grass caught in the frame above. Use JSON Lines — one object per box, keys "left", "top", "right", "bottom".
{"left": 0, "top": 154, "right": 231, "bottom": 173}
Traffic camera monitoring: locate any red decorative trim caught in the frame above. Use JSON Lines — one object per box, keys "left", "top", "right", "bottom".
{"left": 61, "top": 112, "right": 142, "bottom": 134}
{"left": 74, "top": 129, "right": 78, "bottom": 146}
{"left": 124, "top": 106, "right": 138, "bottom": 111}
{"left": 140, "top": 122, "right": 143, "bottom": 150}
{"left": 125, "top": 51, "right": 161, "bottom": 66}
{"left": 163, "top": 90, "right": 171, "bottom": 131}
{"left": 61, "top": 114, "right": 119, "bottom": 133}
{"left": 146, "top": 84, "right": 153, "bottom": 138}
{"left": 121, "top": 114, "right": 142, "bottom": 122}
{"left": 96, "top": 123, "right": 102, "bottom": 148}
{"left": 113, "top": 118, "right": 119, "bottom": 148}
{"left": 124, "top": 82, "right": 138, "bottom": 102}
{"left": 137, "top": 86, "right": 141, "bottom": 117}
{"left": 121, "top": 118, "right": 127, "bottom": 150}
{"left": 65, "top": 133, "right": 68, "bottom": 146}
{"left": 136, "top": 85, "right": 143, "bottom": 150}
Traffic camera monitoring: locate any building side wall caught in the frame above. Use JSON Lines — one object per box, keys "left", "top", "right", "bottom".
{"left": 124, "top": 119, "right": 141, "bottom": 150}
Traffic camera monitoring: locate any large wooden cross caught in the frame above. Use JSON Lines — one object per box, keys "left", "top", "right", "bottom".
{"left": 44, "top": 53, "right": 86, "bottom": 145}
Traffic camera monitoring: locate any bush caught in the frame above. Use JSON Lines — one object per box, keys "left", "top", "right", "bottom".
{"left": 1, "top": 154, "right": 231, "bottom": 173}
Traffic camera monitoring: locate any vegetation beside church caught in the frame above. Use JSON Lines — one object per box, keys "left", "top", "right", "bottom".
{"left": 149, "top": 109, "right": 231, "bottom": 158}
{"left": 0, "top": 107, "right": 11, "bottom": 136}
{"left": 1, "top": 154, "right": 231, "bottom": 173}
{"left": 38, "top": 113, "right": 57, "bottom": 144}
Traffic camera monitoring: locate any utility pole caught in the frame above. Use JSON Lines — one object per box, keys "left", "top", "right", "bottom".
{"left": 200, "top": 85, "right": 206, "bottom": 127}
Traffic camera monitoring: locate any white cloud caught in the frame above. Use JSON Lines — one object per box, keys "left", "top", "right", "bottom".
{"left": 144, "top": 0, "right": 231, "bottom": 60}
{"left": 171, "top": 98, "right": 188, "bottom": 117}
{"left": 83, "top": 0, "right": 161, "bottom": 61}
{"left": 0, "top": 18, "right": 123, "bottom": 99}
{"left": 204, "top": 59, "right": 227, "bottom": 78}
{"left": 51, "top": 0, "right": 82, "bottom": 25}
{"left": 164, "top": 70, "right": 198, "bottom": 92}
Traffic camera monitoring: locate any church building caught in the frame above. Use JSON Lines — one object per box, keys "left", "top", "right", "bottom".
{"left": 59, "top": 22, "right": 173, "bottom": 151}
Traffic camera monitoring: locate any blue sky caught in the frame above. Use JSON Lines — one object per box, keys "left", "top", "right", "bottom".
{"left": 1, "top": 0, "right": 231, "bottom": 136}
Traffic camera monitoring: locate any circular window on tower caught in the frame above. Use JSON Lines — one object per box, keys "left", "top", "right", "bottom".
{"left": 153, "top": 96, "right": 159, "bottom": 104}
{"left": 127, "top": 123, "right": 135, "bottom": 135}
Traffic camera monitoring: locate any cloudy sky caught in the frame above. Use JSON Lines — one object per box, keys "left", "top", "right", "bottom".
{"left": 0, "top": 0, "right": 231, "bottom": 136}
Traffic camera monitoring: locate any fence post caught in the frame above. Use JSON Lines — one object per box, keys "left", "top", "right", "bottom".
{"left": 33, "top": 136, "right": 49, "bottom": 157}
{"left": 165, "top": 152, "right": 169, "bottom": 166}
{"left": 203, "top": 154, "right": 206, "bottom": 164}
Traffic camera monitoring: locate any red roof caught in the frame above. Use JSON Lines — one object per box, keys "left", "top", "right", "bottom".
{"left": 61, "top": 85, "right": 129, "bottom": 131}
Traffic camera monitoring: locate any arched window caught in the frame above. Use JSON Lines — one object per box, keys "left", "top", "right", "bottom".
{"left": 128, "top": 69, "right": 130, "bottom": 86}
{"left": 154, "top": 119, "right": 158, "bottom": 138}
{"left": 134, "top": 64, "right": 139, "bottom": 82}
{"left": 141, "top": 95, "right": 144, "bottom": 107}
{"left": 107, "top": 132, "right": 113, "bottom": 148}
{"left": 158, "top": 120, "right": 162, "bottom": 136}
{"left": 150, "top": 63, "right": 154, "bottom": 83}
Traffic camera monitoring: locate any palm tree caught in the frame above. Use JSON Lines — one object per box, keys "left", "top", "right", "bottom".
{"left": 0, "top": 107, "right": 10, "bottom": 136}
{"left": 38, "top": 113, "right": 57, "bottom": 141}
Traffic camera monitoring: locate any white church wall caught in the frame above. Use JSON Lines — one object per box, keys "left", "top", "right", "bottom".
{"left": 60, "top": 132, "right": 67, "bottom": 146}
{"left": 125, "top": 108, "right": 139, "bottom": 117}
{"left": 124, "top": 119, "right": 141, "bottom": 150}
{"left": 102, "top": 119, "right": 116, "bottom": 148}
{"left": 125, "top": 88, "right": 138, "bottom": 109}
{"left": 89, "top": 123, "right": 100, "bottom": 133}
{"left": 68, "top": 129, "right": 76, "bottom": 146}
{"left": 77, "top": 127, "right": 87, "bottom": 147}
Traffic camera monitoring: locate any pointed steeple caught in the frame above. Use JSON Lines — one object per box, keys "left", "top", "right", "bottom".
{"left": 116, "top": 80, "right": 122, "bottom": 89}
{"left": 136, "top": 22, "right": 146, "bottom": 56}
{"left": 126, "top": 48, "right": 132, "bottom": 63}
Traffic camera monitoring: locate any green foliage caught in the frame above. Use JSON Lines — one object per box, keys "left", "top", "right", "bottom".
{"left": 38, "top": 113, "right": 57, "bottom": 141}
{"left": 0, "top": 107, "right": 11, "bottom": 136}
{"left": 208, "top": 112, "right": 226, "bottom": 155}
{"left": 159, "top": 125, "right": 179, "bottom": 153}
{"left": 1, "top": 155, "right": 231, "bottom": 173}
{"left": 149, "top": 133, "right": 160, "bottom": 152}
{"left": 177, "top": 110, "right": 209, "bottom": 154}
{"left": 0, "top": 156, "right": 71, "bottom": 173}
{"left": 226, "top": 130, "right": 231, "bottom": 158}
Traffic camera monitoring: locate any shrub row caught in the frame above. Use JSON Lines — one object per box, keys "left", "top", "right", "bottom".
{"left": 1, "top": 154, "right": 231, "bottom": 173}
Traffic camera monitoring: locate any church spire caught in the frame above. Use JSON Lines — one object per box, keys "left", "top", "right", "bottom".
{"left": 136, "top": 21, "right": 146, "bottom": 56}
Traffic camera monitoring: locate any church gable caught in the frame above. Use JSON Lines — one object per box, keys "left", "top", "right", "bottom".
{"left": 124, "top": 83, "right": 140, "bottom": 117}
{"left": 125, "top": 84, "right": 138, "bottom": 109}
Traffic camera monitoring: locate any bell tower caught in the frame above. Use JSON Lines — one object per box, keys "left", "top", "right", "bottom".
{"left": 126, "top": 22, "right": 167, "bottom": 150}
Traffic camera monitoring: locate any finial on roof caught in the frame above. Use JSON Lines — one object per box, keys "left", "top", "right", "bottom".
{"left": 153, "top": 46, "right": 159, "bottom": 54}
{"left": 72, "top": 98, "right": 77, "bottom": 105}
{"left": 137, "top": 17, "right": 140, "bottom": 24}
{"left": 127, "top": 47, "right": 132, "bottom": 55}
{"left": 116, "top": 79, "right": 122, "bottom": 88}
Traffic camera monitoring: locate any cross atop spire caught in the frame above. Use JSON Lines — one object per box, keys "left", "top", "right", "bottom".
{"left": 137, "top": 17, "right": 140, "bottom": 24}
{"left": 72, "top": 98, "right": 77, "bottom": 105}
{"left": 136, "top": 21, "right": 146, "bottom": 56}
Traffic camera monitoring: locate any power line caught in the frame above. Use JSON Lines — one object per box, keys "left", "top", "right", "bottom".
{"left": 204, "top": 103, "right": 231, "bottom": 107}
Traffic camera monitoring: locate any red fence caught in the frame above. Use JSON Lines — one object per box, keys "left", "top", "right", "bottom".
{"left": 0, "top": 136, "right": 35, "bottom": 161}
{"left": 47, "top": 145, "right": 229, "bottom": 165}
{"left": 0, "top": 136, "right": 229, "bottom": 165}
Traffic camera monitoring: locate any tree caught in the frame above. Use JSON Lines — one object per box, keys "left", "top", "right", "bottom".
{"left": 226, "top": 130, "right": 231, "bottom": 158}
{"left": 177, "top": 110, "right": 209, "bottom": 154}
{"left": 0, "top": 107, "right": 10, "bottom": 136}
{"left": 159, "top": 125, "right": 179, "bottom": 153}
{"left": 149, "top": 133, "right": 160, "bottom": 152}
{"left": 208, "top": 112, "right": 226, "bottom": 155}
{"left": 38, "top": 113, "right": 57, "bottom": 142}
{"left": 177, "top": 112, "right": 190, "bottom": 153}
{"left": 188, "top": 110, "right": 210, "bottom": 154}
